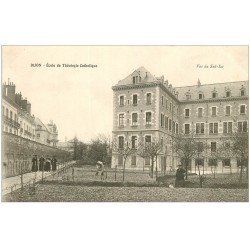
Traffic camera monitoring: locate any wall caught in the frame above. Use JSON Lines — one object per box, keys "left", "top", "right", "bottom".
{"left": 2, "top": 132, "right": 71, "bottom": 178}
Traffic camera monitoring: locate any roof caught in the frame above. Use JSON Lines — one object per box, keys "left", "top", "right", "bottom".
{"left": 35, "top": 117, "right": 49, "bottom": 132}
{"left": 176, "top": 80, "right": 248, "bottom": 101}
{"left": 115, "top": 66, "right": 159, "bottom": 86}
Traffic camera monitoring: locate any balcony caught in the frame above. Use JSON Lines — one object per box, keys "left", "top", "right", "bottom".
{"left": 3, "top": 116, "right": 20, "bottom": 128}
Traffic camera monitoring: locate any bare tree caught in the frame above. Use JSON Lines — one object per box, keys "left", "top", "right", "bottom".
{"left": 112, "top": 138, "right": 137, "bottom": 182}
{"left": 137, "top": 137, "right": 162, "bottom": 179}
{"left": 173, "top": 133, "right": 198, "bottom": 180}
{"left": 230, "top": 132, "right": 248, "bottom": 183}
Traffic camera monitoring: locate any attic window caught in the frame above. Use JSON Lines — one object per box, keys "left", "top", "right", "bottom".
{"left": 198, "top": 93, "right": 203, "bottom": 100}
{"left": 133, "top": 76, "right": 141, "bottom": 84}
{"left": 226, "top": 91, "right": 231, "bottom": 97}
{"left": 241, "top": 89, "right": 245, "bottom": 96}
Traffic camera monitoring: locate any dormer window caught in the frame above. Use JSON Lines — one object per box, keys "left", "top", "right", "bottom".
{"left": 241, "top": 89, "right": 245, "bottom": 96}
{"left": 133, "top": 75, "right": 141, "bottom": 84}
{"left": 226, "top": 91, "right": 231, "bottom": 97}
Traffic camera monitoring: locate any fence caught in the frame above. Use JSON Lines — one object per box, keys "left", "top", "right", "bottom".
{"left": 2, "top": 161, "right": 75, "bottom": 196}
{"left": 2, "top": 132, "right": 71, "bottom": 178}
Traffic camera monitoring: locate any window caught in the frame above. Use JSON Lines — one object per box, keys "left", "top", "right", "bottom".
{"left": 172, "top": 121, "right": 175, "bottom": 133}
{"left": 146, "top": 93, "right": 152, "bottom": 104}
{"left": 198, "top": 93, "right": 203, "bottom": 100}
{"left": 145, "top": 135, "right": 151, "bottom": 144}
{"left": 209, "top": 158, "right": 218, "bottom": 166}
{"left": 223, "top": 122, "right": 233, "bottom": 134}
{"left": 14, "top": 114, "right": 17, "bottom": 122}
{"left": 170, "top": 103, "right": 172, "bottom": 112}
{"left": 169, "top": 119, "right": 172, "bottom": 131}
{"left": 238, "top": 121, "right": 247, "bottom": 133}
{"left": 161, "top": 114, "right": 164, "bottom": 127}
{"left": 118, "top": 155, "right": 123, "bottom": 165}
{"left": 186, "top": 94, "right": 191, "bottom": 100}
{"left": 145, "top": 157, "right": 150, "bottom": 166}
{"left": 212, "top": 92, "right": 217, "bottom": 98}
{"left": 198, "top": 108, "right": 203, "bottom": 117}
{"left": 185, "top": 109, "right": 190, "bottom": 117}
{"left": 226, "top": 91, "right": 231, "bottom": 97}
{"left": 184, "top": 124, "right": 190, "bottom": 134}
{"left": 223, "top": 159, "right": 231, "bottom": 167}
{"left": 209, "top": 123, "right": 218, "bottom": 134}
{"left": 133, "top": 76, "right": 136, "bottom": 84}
{"left": 118, "top": 136, "right": 124, "bottom": 149}
{"left": 225, "top": 106, "right": 231, "bottom": 116}
{"left": 131, "top": 155, "right": 136, "bottom": 166}
{"left": 211, "top": 107, "right": 217, "bottom": 116}
{"left": 196, "top": 123, "right": 205, "bottom": 134}
{"left": 119, "top": 96, "right": 124, "bottom": 106}
{"left": 6, "top": 108, "right": 9, "bottom": 117}
{"left": 146, "top": 112, "right": 152, "bottom": 124}
{"left": 240, "top": 105, "right": 246, "bottom": 114}
{"left": 165, "top": 99, "right": 168, "bottom": 109}
{"left": 132, "top": 113, "right": 138, "bottom": 126}
{"left": 10, "top": 111, "right": 13, "bottom": 120}
{"left": 211, "top": 142, "right": 216, "bottom": 152}
{"left": 131, "top": 136, "right": 137, "bottom": 149}
{"left": 176, "top": 123, "right": 179, "bottom": 134}
{"left": 241, "top": 90, "right": 245, "bottom": 96}
{"left": 119, "top": 114, "right": 124, "bottom": 126}
{"left": 132, "top": 76, "right": 139, "bottom": 84}
{"left": 161, "top": 96, "right": 164, "bottom": 106}
{"left": 37, "top": 133, "right": 40, "bottom": 138}
{"left": 197, "top": 142, "right": 204, "bottom": 152}
{"left": 165, "top": 116, "right": 168, "bottom": 130}
{"left": 133, "top": 94, "right": 138, "bottom": 105}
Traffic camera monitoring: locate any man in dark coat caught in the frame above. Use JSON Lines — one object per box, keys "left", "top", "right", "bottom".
{"left": 175, "top": 164, "right": 186, "bottom": 187}
{"left": 45, "top": 156, "right": 51, "bottom": 172}
{"left": 39, "top": 156, "right": 45, "bottom": 171}
{"left": 51, "top": 156, "right": 57, "bottom": 171}
{"left": 32, "top": 155, "right": 38, "bottom": 172}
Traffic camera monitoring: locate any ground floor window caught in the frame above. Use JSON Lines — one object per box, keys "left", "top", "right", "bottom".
{"left": 118, "top": 155, "right": 123, "bottom": 166}
{"left": 131, "top": 155, "right": 136, "bottom": 166}
{"left": 222, "top": 158, "right": 231, "bottom": 167}
{"left": 145, "top": 157, "right": 150, "bottom": 166}
{"left": 209, "top": 158, "right": 218, "bottom": 166}
{"left": 181, "top": 158, "right": 191, "bottom": 170}
{"left": 195, "top": 158, "right": 204, "bottom": 166}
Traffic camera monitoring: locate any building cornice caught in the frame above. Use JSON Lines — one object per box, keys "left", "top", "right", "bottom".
{"left": 179, "top": 95, "right": 248, "bottom": 104}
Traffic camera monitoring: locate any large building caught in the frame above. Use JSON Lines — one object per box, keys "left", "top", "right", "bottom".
{"left": 2, "top": 81, "right": 58, "bottom": 147}
{"left": 111, "top": 66, "right": 248, "bottom": 172}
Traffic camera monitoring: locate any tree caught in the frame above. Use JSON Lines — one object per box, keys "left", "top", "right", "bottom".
{"left": 173, "top": 133, "right": 198, "bottom": 180}
{"left": 231, "top": 132, "right": 248, "bottom": 183}
{"left": 112, "top": 138, "right": 137, "bottom": 182}
{"left": 137, "top": 137, "right": 162, "bottom": 178}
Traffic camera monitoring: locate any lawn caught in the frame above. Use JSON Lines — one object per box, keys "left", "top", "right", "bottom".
{"left": 2, "top": 165, "right": 248, "bottom": 202}
{"left": 3, "top": 183, "right": 248, "bottom": 202}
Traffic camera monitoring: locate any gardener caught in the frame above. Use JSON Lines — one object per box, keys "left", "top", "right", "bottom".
{"left": 175, "top": 164, "right": 186, "bottom": 187}
{"left": 95, "top": 161, "right": 105, "bottom": 178}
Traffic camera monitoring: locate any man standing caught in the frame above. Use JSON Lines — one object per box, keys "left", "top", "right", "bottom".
{"left": 175, "top": 164, "right": 186, "bottom": 187}
{"left": 51, "top": 156, "right": 57, "bottom": 171}
{"left": 31, "top": 155, "right": 38, "bottom": 172}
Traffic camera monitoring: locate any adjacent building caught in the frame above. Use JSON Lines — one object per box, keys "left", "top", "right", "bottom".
{"left": 111, "top": 66, "right": 248, "bottom": 172}
{"left": 2, "top": 81, "right": 58, "bottom": 147}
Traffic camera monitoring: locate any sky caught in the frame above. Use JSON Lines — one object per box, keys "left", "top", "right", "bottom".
{"left": 2, "top": 46, "right": 248, "bottom": 142}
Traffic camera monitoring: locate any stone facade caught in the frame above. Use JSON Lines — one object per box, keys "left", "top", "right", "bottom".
{"left": 111, "top": 66, "right": 248, "bottom": 172}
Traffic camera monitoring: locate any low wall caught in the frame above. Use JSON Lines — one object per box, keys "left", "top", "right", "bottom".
{"left": 2, "top": 132, "right": 71, "bottom": 178}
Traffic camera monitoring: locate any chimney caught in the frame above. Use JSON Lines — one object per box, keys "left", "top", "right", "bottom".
{"left": 4, "top": 81, "right": 16, "bottom": 101}
{"left": 197, "top": 78, "right": 201, "bottom": 87}
{"left": 21, "top": 98, "right": 28, "bottom": 111}
{"left": 15, "top": 92, "right": 22, "bottom": 106}
{"left": 26, "top": 102, "right": 31, "bottom": 114}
